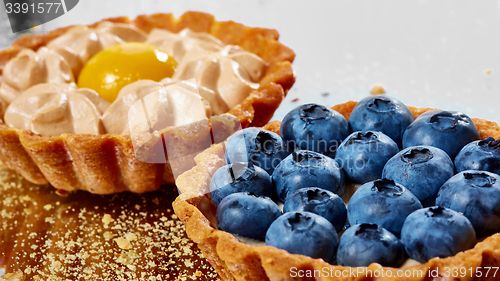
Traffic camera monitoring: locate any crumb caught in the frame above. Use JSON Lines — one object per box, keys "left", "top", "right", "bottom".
{"left": 486, "top": 70, "right": 491, "bottom": 75}
{"left": 103, "top": 231, "right": 114, "bottom": 241}
{"left": 125, "top": 232, "right": 137, "bottom": 241}
{"left": 321, "top": 92, "right": 330, "bottom": 97}
{"left": 370, "top": 85, "right": 385, "bottom": 95}
{"left": 102, "top": 213, "right": 113, "bottom": 227}
{"left": 292, "top": 98, "right": 299, "bottom": 102}
{"left": 114, "top": 238, "right": 132, "bottom": 250}
{"left": 43, "top": 204, "right": 52, "bottom": 211}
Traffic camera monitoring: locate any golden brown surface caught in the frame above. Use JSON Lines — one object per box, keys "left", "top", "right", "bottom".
{"left": 173, "top": 101, "right": 500, "bottom": 281}
{"left": 0, "top": 11, "right": 296, "bottom": 194}
{"left": 0, "top": 168, "right": 220, "bottom": 281}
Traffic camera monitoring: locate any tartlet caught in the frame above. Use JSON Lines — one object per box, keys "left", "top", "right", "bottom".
{"left": 173, "top": 100, "right": 500, "bottom": 281}
{"left": 0, "top": 11, "right": 295, "bottom": 194}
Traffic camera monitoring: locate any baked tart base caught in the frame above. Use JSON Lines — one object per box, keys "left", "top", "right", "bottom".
{"left": 173, "top": 101, "right": 500, "bottom": 281}
{"left": 0, "top": 11, "right": 296, "bottom": 194}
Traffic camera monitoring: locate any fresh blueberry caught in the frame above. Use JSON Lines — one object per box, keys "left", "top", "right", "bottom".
{"left": 348, "top": 95, "right": 414, "bottom": 147}
{"left": 216, "top": 192, "right": 282, "bottom": 240}
{"left": 225, "top": 127, "right": 288, "bottom": 175}
{"left": 336, "top": 224, "right": 406, "bottom": 267}
{"left": 347, "top": 179, "right": 422, "bottom": 236}
{"left": 265, "top": 211, "right": 337, "bottom": 261}
{"left": 382, "top": 146, "right": 454, "bottom": 206}
{"left": 335, "top": 131, "right": 399, "bottom": 183}
{"left": 280, "top": 103, "right": 349, "bottom": 158}
{"left": 210, "top": 162, "right": 273, "bottom": 206}
{"left": 455, "top": 137, "right": 500, "bottom": 175}
{"left": 402, "top": 110, "right": 479, "bottom": 159}
{"left": 272, "top": 150, "right": 345, "bottom": 201}
{"left": 401, "top": 206, "right": 476, "bottom": 263}
{"left": 436, "top": 170, "right": 500, "bottom": 236}
{"left": 283, "top": 187, "right": 347, "bottom": 232}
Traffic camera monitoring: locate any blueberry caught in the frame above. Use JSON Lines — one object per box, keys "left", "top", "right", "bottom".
{"left": 265, "top": 211, "right": 337, "bottom": 261}
{"left": 280, "top": 103, "right": 349, "bottom": 158}
{"left": 401, "top": 206, "right": 476, "bottom": 263}
{"left": 272, "top": 150, "right": 345, "bottom": 201}
{"left": 347, "top": 179, "right": 422, "bottom": 236}
{"left": 336, "top": 224, "right": 406, "bottom": 267}
{"left": 283, "top": 187, "right": 347, "bottom": 232}
{"left": 436, "top": 170, "right": 500, "bottom": 236}
{"left": 382, "top": 146, "right": 454, "bottom": 206}
{"left": 225, "top": 127, "right": 288, "bottom": 175}
{"left": 335, "top": 131, "right": 399, "bottom": 183}
{"left": 455, "top": 137, "right": 500, "bottom": 175}
{"left": 402, "top": 110, "right": 479, "bottom": 159}
{"left": 216, "top": 192, "right": 282, "bottom": 240}
{"left": 210, "top": 162, "right": 273, "bottom": 206}
{"left": 348, "top": 96, "right": 414, "bottom": 147}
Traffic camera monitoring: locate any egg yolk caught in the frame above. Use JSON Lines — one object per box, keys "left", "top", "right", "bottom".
{"left": 77, "top": 42, "right": 177, "bottom": 103}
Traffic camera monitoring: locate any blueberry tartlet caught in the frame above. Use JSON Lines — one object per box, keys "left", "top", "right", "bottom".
{"left": 174, "top": 98, "right": 500, "bottom": 281}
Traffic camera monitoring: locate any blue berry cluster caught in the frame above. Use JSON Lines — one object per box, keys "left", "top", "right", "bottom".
{"left": 211, "top": 95, "right": 500, "bottom": 267}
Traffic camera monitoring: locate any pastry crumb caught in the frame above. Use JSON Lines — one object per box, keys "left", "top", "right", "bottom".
{"left": 486, "top": 70, "right": 492, "bottom": 75}
{"left": 370, "top": 85, "right": 386, "bottom": 95}
{"left": 102, "top": 213, "right": 113, "bottom": 226}
{"left": 125, "top": 232, "right": 138, "bottom": 241}
{"left": 114, "top": 237, "right": 132, "bottom": 249}
{"left": 103, "top": 231, "right": 114, "bottom": 240}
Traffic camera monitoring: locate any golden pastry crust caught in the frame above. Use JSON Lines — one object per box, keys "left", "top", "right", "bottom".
{"left": 0, "top": 11, "right": 296, "bottom": 194}
{"left": 173, "top": 101, "right": 500, "bottom": 281}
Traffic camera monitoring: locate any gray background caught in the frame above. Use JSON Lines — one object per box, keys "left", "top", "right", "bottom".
{"left": 1, "top": 0, "right": 499, "bottom": 123}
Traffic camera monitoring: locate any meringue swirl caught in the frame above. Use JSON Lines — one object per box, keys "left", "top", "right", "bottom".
{"left": 173, "top": 45, "right": 268, "bottom": 111}
{"left": 145, "top": 28, "right": 224, "bottom": 65}
{"left": 0, "top": 47, "right": 74, "bottom": 104}
{"left": 4, "top": 83, "right": 109, "bottom": 136}
{"left": 102, "top": 79, "right": 211, "bottom": 135}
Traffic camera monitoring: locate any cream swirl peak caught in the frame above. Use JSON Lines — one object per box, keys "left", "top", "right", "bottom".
{"left": 145, "top": 28, "right": 225, "bottom": 65}
{"left": 0, "top": 47, "right": 74, "bottom": 104}
{"left": 4, "top": 83, "right": 109, "bottom": 136}
{"left": 102, "top": 79, "right": 211, "bottom": 135}
{"left": 173, "top": 45, "right": 268, "bottom": 110}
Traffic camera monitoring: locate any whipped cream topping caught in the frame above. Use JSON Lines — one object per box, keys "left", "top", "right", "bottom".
{"left": 173, "top": 45, "right": 268, "bottom": 111}
{"left": 0, "top": 47, "right": 74, "bottom": 104}
{"left": 102, "top": 79, "right": 211, "bottom": 135}
{"left": 4, "top": 83, "right": 109, "bottom": 136}
{"left": 146, "top": 28, "right": 224, "bottom": 65}
{"left": 2, "top": 26, "right": 268, "bottom": 136}
{"left": 46, "top": 22, "right": 148, "bottom": 76}
{"left": 127, "top": 80, "right": 211, "bottom": 137}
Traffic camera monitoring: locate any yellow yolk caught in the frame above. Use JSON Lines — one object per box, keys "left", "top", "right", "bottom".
{"left": 77, "top": 42, "right": 177, "bottom": 103}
